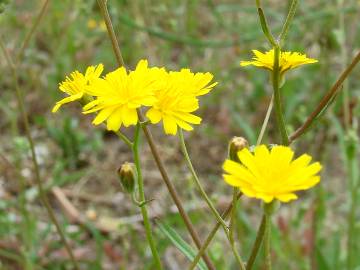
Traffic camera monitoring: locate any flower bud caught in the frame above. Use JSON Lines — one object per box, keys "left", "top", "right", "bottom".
{"left": 228, "top": 137, "right": 248, "bottom": 162}
{"left": 117, "top": 162, "right": 136, "bottom": 194}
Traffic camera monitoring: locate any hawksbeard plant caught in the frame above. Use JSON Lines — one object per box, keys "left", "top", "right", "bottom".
{"left": 3, "top": 0, "right": 356, "bottom": 269}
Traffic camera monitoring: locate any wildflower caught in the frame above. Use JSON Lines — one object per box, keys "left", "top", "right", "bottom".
{"left": 240, "top": 49, "right": 317, "bottom": 76}
{"left": 83, "top": 60, "right": 164, "bottom": 131}
{"left": 222, "top": 145, "right": 322, "bottom": 203}
{"left": 146, "top": 69, "right": 217, "bottom": 135}
{"left": 52, "top": 64, "right": 104, "bottom": 113}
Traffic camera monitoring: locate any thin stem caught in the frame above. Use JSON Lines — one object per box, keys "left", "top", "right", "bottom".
{"left": 338, "top": 0, "right": 350, "bottom": 131}
{"left": 115, "top": 130, "right": 133, "bottom": 148}
{"left": 179, "top": 130, "right": 246, "bottom": 269}
{"left": 272, "top": 46, "right": 290, "bottom": 145}
{"left": 97, "top": 0, "right": 125, "bottom": 67}
{"left": 139, "top": 115, "right": 215, "bottom": 270}
{"left": 264, "top": 214, "right": 272, "bottom": 270}
{"left": 289, "top": 51, "right": 360, "bottom": 143}
{"left": 229, "top": 188, "right": 238, "bottom": 244}
{"left": 178, "top": 130, "right": 228, "bottom": 229}
{"left": 132, "top": 123, "right": 162, "bottom": 270}
{"left": 278, "top": 0, "right": 299, "bottom": 43}
{"left": 246, "top": 215, "right": 267, "bottom": 270}
{"left": 0, "top": 38, "right": 80, "bottom": 270}
{"left": 189, "top": 193, "right": 243, "bottom": 270}
{"left": 257, "top": 95, "right": 274, "bottom": 145}
{"left": 96, "top": 1, "right": 215, "bottom": 268}
{"left": 16, "top": 0, "right": 50, "bottom": 64}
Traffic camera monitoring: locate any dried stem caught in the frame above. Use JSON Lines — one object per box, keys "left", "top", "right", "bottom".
{"left": 289, "top": 51, "right": 360, "bottom": 143}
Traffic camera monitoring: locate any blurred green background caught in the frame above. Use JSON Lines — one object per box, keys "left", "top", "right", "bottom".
{"left": 0, "top": 0, "right": 359, "bottom": 269}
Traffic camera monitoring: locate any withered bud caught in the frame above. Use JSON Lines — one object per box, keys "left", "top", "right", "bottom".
{"left": 117, "top": 162, "right": 136, "bottom": 194}
{"left": 228, "top": 137, "right": 248, "bottom": 162}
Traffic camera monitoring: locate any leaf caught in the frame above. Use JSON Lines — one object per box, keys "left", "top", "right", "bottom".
{"left": 156, "top": 221, "right": 207, "bottom": 270}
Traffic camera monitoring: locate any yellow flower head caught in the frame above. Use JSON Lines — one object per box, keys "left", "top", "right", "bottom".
{"left": 52, "top": 64, "right": 104, "bottom": 113}
{"left": 223, "top": 145, "right": 322, "bottom": 203}
{"left": 83, "top": 59, "right": 164, "bottom": 131}
{"left": 146, "top": 69, "right": 217, "bottom": 135}
{"left": 240, "top": 49, "right": 317, "bottom": 76}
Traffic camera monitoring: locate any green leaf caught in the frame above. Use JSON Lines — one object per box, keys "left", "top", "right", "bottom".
{"left": 156, "top": 221, "right": 207, "bottom": 270}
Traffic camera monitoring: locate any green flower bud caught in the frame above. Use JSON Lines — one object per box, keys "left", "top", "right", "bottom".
{"left": 118, "top": 162, "right": 136, "bottom": 194}
{"left": 228, "top": 137, "right": 248, "bottom": 162}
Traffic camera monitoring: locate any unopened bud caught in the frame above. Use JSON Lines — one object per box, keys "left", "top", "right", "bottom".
{"left": 228, "top": 137, "right": 248, "bottom": 162}
{"left": 118, "top": 162, "right": 136, "bottom": 193}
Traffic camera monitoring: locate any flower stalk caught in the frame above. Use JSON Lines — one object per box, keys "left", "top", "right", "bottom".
{"left": 246, "top": 215, "right": 266, "bottom": 270}
{"left": 189, "top": 193, "right": 243, "bottom": 270}
{"left": 278, "top": 0, "right": 299, "bottom": 43}
{"left": 178, "top": 130, "right": 228, "bottom": 229}
{"left": 272, "top": 45, "right": 290, "bottom": 145}
{"left": 132, "top": 123, "right": 163, "bottom": 270}
{"left": 179, "top": 130, "right": 246, "bottom": 270}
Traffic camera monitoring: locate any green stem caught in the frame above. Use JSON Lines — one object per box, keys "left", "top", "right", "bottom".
{"left": 132, "top": 123, "right": 163, "bottom": 270}
{"left": 272, "top": 46, "right": 290, "bottom": 145}
{"left": 264, "top": 214, "right": 272, "bottom": 270}
{"left": 0, "top": 38, "right": 80, "bottom": 270}
{"left": 189, "top": 193, "right": 243, "bottom": 270}
{"left": 115, "top": 130, "right": 133, "bottom": 148}
{"left": 246, "top": 215, "right": 266, "bottom": 270}
{"left": 257, "top": 95, "right": 274, "bottom": 145}
{"left": 229, "top": 188, "right": 238, "bottom": 244}
{"left": 179, "top": 130, "right": 246, "bottom": 269}
{"left": 278, "top": 0, "right": 299, "bottom": 43}
{"left": 178, "top": 130, "right": 228, "bottom": 229}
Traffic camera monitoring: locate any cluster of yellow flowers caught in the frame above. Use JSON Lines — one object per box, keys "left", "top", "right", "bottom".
{"left": 53, "top": 50, "right": 322, "bottom": 204}
{"left": 53, "top": 60, "right": 217, "bottom": 135}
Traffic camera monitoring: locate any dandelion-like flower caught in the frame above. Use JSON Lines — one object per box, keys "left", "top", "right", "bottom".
{"left": 52, "top": 64, "right": 104, "bottom": 113}
{"left": 146, "top": 69, "right": 217, "bottom": 135}
{"left": 223, "top": 145, "right": 322, "bottom": 203}
{"left": 240, "top": 49, "right": 317, "bottom": 76}
{"left": 83, "top": 60, "right": 164, "bottom": 131}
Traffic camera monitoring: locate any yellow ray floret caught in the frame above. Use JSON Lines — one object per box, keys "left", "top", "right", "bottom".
{"left": 146, "top": 69, "right": 217, "bottom": 135}
{"left": 52, "top": 64, "right": 104, "bottom": 113}
{"left": 223, "top": 145, "right": 322, "bottom": 203}
{"left": 83, "top": 59, "right": 164, "bottom": 131}
{"left": 240, "top": 49, "right": 317, "bottom": 76}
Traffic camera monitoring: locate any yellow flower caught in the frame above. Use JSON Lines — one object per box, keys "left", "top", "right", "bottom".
{"left": 146, "top": 69, "right": 217, "bottom": 135}
{"left": 52, "top": 64, "right": 104, "bottom": 113}
{"left": 223, "top": 145, "right": 322, "bottom": 203}
{"left": 83, "top": 60, "right": 164, "bottom": 131}
{"left": 240, "top": 49, "right": 317, "bottom": 76}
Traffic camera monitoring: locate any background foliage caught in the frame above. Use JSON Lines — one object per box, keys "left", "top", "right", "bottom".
{"left": 0, "top": 0, "right": 359, "bottom": 269}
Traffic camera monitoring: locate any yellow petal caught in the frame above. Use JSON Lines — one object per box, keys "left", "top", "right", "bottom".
{"left": 163, "top": 115, "right": 178, "bottom": 135}
{"left": 146, "top": 108, "right": 162, "bottom": 124}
